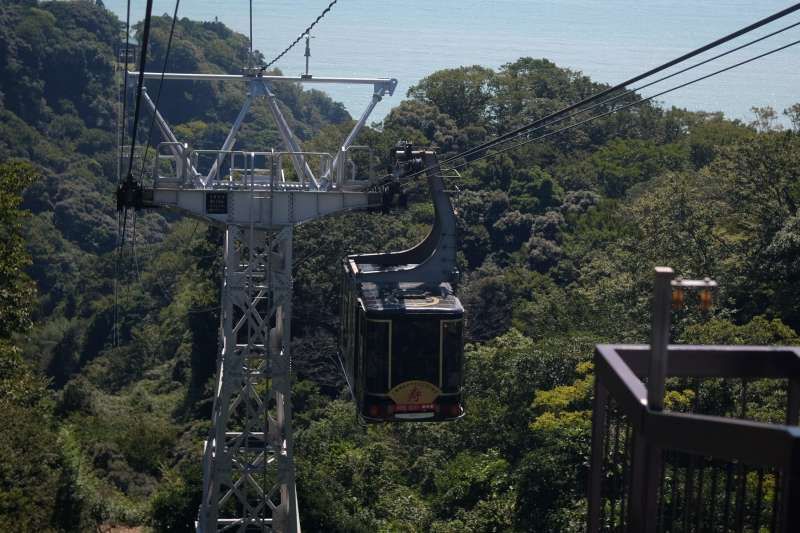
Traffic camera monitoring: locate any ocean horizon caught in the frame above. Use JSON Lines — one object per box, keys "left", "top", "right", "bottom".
{"left": 105, "top": 0, "right": 799, "bottom": 124}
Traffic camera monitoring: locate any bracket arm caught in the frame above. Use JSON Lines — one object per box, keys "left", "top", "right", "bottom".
{"left": 261, "top": 81, "right": 319, "bottom": 189}
{"left": 325, "top": 90, "right": 383, "bottom": 186}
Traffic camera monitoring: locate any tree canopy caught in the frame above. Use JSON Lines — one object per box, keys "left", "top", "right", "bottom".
{"left": 1, "top": 1, "right": 799, "bottom": 531}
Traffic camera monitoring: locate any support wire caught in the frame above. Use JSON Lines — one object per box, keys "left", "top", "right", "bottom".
{"left": 138, "top": 0, "right": 182, "bottom": 183}
{"left": 390, "top": 2, "right": 800, "bottom": 184}
{"left": 260, "top": 0, "right": 338, "bottom": 71}
{"left": 445, "top": 37, "right": 800, "bottom": 173}
{"left": 444, "top": 18, "right": 800, "bottom": 175}
{"left": 126, "top": 0, "right": 155, "bottom": 179}
{"left": 442, "top": 2, "right": 800, "bottom": 168}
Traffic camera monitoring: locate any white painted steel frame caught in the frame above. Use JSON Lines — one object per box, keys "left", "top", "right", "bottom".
{"left": 150, "top": 187, "right": 380, "bottom": 228}
{"left": 128, "top": 71, "right": 397, "bottom": 93}
{"left": 198, "top": 226, "right": 299, "bottom": 533}
{"left": 130, "top": 69, "right": 395, "bottom": 533}
{"left": 130, "top": 70, "right": 395, "bottom": 190}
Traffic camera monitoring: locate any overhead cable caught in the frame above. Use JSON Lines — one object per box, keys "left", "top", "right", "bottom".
{"left": 370, "top": 0, "right": 800, "bottom": 187}
{"left": 138, "top": 0, "right": 182, "bottom": 182}
{"left": 119, "top": 0, "right": 133, "bottom": 187}
{"left": 436, "top": 18, "right": 800, "bottom": 175}
{"left": 389, "top": 3, "right": 800, "bottom": 185}
{"left": 446, "top": 37, "right": 800, "bottom": 172}
{"left": 125, "top": 0, "right": 155, "bottom": 180}
{"left": 443, "top": 2, "right": 800, "bottom": 168}
{"left": 120, "top": 0, "right": 155, "bottom": 253}
{"left": 114, "top": 0, "right": 135, "bottom": 347}
{"left": 261, "top": 0, "right": 338, "bottom": 71}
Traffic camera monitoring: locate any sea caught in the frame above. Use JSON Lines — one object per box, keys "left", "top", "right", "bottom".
{"left": 104, "top": 0, "right": 800, "bottom": 124}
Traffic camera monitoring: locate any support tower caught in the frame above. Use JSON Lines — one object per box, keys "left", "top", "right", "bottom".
{"left": 118, "top": 71, "right": 396, "bottom": 532}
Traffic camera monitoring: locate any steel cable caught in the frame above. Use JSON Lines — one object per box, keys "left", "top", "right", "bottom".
{"left": 115, "top": 0, "right": 154, "bottom": 346}
{"left": 440, "top": 19, "right": 800, "bottom": 175}
{"left": 445, "top": 37, "right": 800, "bottom": 173}
{"left": 119, "top": 0, "right": 132, "bottom": 187}
{"left": 125, "top": 0, "right": 155, "bottom": 179}
{"left": 390, "top": 3, "right": 800, "bottom": 184}
{"left": 260, "top": 0, "right": 338, "bottom": 71}
{"left": 443, "top": 2, "right": 800, "bottom": 168}
{"left": 138, "top": 0, "right": 182, "bottom": 183}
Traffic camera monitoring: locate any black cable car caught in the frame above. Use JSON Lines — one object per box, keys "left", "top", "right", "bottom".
{"left": 340, "top": 145, "right": 465, "bottom": 422}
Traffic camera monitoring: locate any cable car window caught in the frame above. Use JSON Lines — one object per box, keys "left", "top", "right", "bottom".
{"left": 355, "top": 311, "right": 365, "bottom": 392}
{"left": 365, "top": 320, "right": 390, "bottom": 393}
{"left": 441, "top": 320, "right": 463, "bottom": 393}
{"left": 392, "top": 318, "right": 439, "bottom": 387}
{"left": 340, "top": 281, "right": 347, "bottom": 351}
{"left": 347, "top": 293, "right": 354, "bottom": 352}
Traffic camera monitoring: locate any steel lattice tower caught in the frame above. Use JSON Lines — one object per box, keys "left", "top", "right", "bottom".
{"left": 120, "top": 70, "right": 396, "bottom": 532}
{"left": 198, "top": 226, "right": 298, "bottom": 532}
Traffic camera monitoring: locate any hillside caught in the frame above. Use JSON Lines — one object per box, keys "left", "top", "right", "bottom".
{"left": 1, "top": 1, "right": 799, "bottom": 531}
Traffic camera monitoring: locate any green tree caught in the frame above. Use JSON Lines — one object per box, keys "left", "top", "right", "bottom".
{"left": 407, "top": 66, "right": 495, "bottom": 127}
{"left": 588, "top": 138, "right": 689, "bottom": 198}
{"left": 785, "top": 103, "right": 800, "bottom": 131}
{"left": 0, "top": 160, "right": 86, "bottom": 530}
{"left": 491, "top": 57, "right": 602, "bottom": 131}
{"left": 383, "top": 100, "right": 465, "bottom": 154}
{"left": 0, "top": 160, "right": 36, "bottom": 335}
{"left": 149, "top": 462, "right": 202, "bottom": 532}
{"left": 750, "top": 105, "right": 782, "bottom": 133}
{"left": 682, "top": 112, "right": 753, "bottom": 168}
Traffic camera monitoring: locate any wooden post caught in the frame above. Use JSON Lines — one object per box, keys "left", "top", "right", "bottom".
{"left": 648, "top": 267, "right": 673, "bottom": 411}
{"left": 781, "top": 429, "right": 800, "bottom": 532}
{"left": 782, "top": 382, "right": 800, "bottom": 532}
{"left": 588, "top": 378, "right": 609, "bottom": 532}
{"left": 631, "top": 267, "right": 672, "bottom": 532}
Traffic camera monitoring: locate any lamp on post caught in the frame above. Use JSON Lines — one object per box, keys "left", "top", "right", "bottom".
{"left": 647, "top": 267, "right": 718, "bottom": 411}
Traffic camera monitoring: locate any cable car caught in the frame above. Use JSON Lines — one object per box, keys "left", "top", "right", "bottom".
{"left": 340, "top": 144, "right": 465, "bottom": 422}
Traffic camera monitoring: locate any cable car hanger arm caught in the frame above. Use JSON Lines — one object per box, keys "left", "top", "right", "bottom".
{"left": 347, "top": 144, "right": 458, "bottom": 285}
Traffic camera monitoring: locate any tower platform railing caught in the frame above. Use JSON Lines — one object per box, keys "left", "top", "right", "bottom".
{"left": 588, "top": 343, "right": 800, "bottom": 532}
{"left": 151, "top": 144, "right": 381, "bottom": 190}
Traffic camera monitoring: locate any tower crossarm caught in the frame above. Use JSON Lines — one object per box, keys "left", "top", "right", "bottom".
{"left": 128, "top": 71, "right": 397, "bottom": 94}
{"left": 142, "top": 186, "right": 381, "bottom": 229}
{"left": 127, "top": 71, "right": 396, "bottom": 189}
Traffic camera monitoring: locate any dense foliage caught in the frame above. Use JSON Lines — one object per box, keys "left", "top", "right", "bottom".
{"left": 1, "top": 1, "right": 799, "bottom": 531}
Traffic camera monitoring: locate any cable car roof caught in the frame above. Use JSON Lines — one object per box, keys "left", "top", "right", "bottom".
{"left": 356, "top": 281, "right": 463, "bottom": 316}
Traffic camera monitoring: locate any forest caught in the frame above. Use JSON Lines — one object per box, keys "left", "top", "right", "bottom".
{"left": 1, "top": 1, "right": 800, "bottom": 531}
